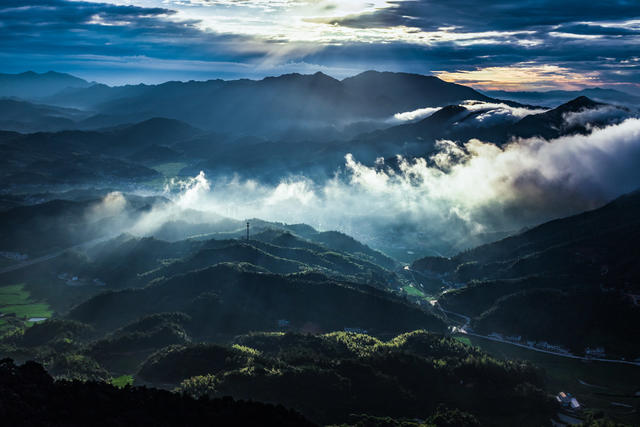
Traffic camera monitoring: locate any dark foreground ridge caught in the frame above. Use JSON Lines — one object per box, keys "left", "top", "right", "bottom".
{"left": 0, "top": 358, "right": 314, "bottom": 427}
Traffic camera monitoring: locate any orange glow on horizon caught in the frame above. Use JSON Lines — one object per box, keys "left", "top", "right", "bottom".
{"left": 434, "top": 64, "right": 602, "bottom": 91}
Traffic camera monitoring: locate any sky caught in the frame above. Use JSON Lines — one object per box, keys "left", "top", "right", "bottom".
{"left": 1, "top": 0, "right": 640, "bottom": 91}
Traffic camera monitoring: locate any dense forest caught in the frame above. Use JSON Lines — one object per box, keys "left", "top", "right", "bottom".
{"left": 0, "top": 358, "right": 314, "bottom": 426}
{"left": 0, "top": 326, "right": 554, "bottom": 426}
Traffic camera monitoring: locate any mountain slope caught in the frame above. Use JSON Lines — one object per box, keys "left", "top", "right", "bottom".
{"left": 413, "top": 189, "right": 640, "bottom": 356}
{"left": 413, "top": 189, "right": 640, "bottom": 287}
{"left": 342, "top": 71, "right": 495, "bottom": 114}
{"left": 444, "top": 188, "right": 640, "bottom": 280}
{"left": 353, "top": 96, "right": 629, "bottom": 156}
{"left": 0, "top": 71, "right": 91, "bottom": 99}
{"left": 508, "top": 96, "right": 609, "bottom": 139}
{"left": 0, "top": 99, "right": 89, "bottom": 132}
{"left": 41, "top": 71, "right": 517, "bottom": 136}
{"left": 485, "top": 87, "right": 640, "bottom": 107}
{"left": 67, "top": 263, "right": 446, "bottom": 335}
{"left": 0, "top": 117, "right": 203, "bottom": 187}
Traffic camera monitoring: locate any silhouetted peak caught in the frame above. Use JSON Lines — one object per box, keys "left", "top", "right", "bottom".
{"left": 261, "top": 71, "right": 340, "bottom": 88}
{"left": 344, "top": 70, "right": 442, "bottom": 84}
{"left": 559, "top": 96, "right": 602, "bottom": 111}
{"left": 423, "top": 104, "right": 467, "bottom": 122}
{"left": 12, "top": 70, "right": 85, "bottom": 81}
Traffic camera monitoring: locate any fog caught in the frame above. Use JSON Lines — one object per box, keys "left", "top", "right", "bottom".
{"left": 110, "top": 115, "right": 640, "bottom": 257}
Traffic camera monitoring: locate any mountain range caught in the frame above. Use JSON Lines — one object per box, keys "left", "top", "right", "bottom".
{"left": 0, "top": 71, "right": 92, "bottom": 99}
{"left": 1, "top": 70, "right": 523, "bottom": 139}
{"left": 413, "top": 189, "right": 640, "bottom": 357}
{"left": 1, "top": 94, "right": 628, "bottom": 189}
{"left": 485, "top": 87, "right": 640, "bottom": 107}
{"left": 1, "top": 69, "right": 639, "bottom": 425}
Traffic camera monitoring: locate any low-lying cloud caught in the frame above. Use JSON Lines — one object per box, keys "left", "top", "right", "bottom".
{"left": 120, "top": 116, "right": 640, "bottom": 257}
{"left": 388, "top": 101, "right": 547, "bottom": 126}
{"left": 388, "top": 107, "right": 441, "bottom": 123}
{"left": 87, "top": 191, "right": 127, "bottom": 221}
{"left": 460, "top": 100, "right": 548, "bottom": 127}
{"left": 563, "top": 105, "right": 632, "bottom": 129}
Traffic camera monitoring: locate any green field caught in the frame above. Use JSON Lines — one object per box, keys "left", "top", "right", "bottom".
{"left": 402, "top": 284, "right": 426, "bottom": 297}
{"left": 0, "top": 284, "right": 53, "bottom": 331}
{"left": 466, "top": 335, "right": 640, "bottom": 424}
{"left": 111, "top": 375, "right": 134, "bottom": 388}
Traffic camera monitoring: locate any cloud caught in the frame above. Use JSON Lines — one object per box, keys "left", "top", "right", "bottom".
{"left": 460, "top": 100, "right": 548, "bottom": 124}
{"left": 1, "top": 0, "right": 640, "bottom": 89}
{"left": 87, "top": 191, "right": 127, "bottom": 220}
{"left": 123, "top": 116, "right": 640, "bottom": 255}
{"left": 0, "top": 0, "right": 279, "bottom": 82}
{"left": 388, "top": 107, "right": 441, "bottom": 123}
{"left": 563, "top": 105, "right": 632, "bottom": 129}
{"left": 387, "top": 101, "right": 547, "bottom": 128}
{"left": 303, "top": 1, "right": 640, "bottom": 90}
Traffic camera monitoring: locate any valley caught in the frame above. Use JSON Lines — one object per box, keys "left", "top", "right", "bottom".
{"left": 0, "top": 68, "right": 639, "bottom": 426}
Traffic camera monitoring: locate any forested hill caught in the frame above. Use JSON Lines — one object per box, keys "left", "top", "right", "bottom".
{"left": 412, "top": 189, "right": 640, "bottom": 357}
{"left": 414, "top": 188, "right": 640, "bottom": 285}
{"left": 0, "top": 358, "right": 313, "bottom": 427}
{"left": 67, "top": 263, "right": 445, "bottom": 335}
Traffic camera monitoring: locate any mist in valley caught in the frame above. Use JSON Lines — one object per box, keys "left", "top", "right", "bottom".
{"left": 92, "top": 108, "right": 640, "bottom": 260}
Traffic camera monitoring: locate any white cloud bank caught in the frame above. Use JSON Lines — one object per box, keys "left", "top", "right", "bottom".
{"left": 122, "top": 116, "right": 640, "bottom": 255}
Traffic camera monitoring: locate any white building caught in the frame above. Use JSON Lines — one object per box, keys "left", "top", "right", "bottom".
{"left": 556, "top": 392, "right": 581, "bottom": 411}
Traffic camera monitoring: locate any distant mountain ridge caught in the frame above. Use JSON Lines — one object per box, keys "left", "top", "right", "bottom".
{"left": 0, "top": 98, "right": 89, "bottom": 133}
{"left": 354, "top": 96, "right": 629, "bottom": 156}
{"left": 1, "top": 70, "right": 525, "bottom": 137}
{"left": 485, "top": 87, "right": 640, "bottom": 107}
{"left": 412, "top": 189, "right": 640, "bottom": 357}
{"left": 0, "top": 71, "right": 91, "bottom": 99}
{"left": 1, "top": 95, "right": 628, "bottom": 194}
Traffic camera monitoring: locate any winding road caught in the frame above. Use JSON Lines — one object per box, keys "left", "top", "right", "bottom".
{"left": 404, "top": 267, "right": 640, "bottom": 367}
{"left": 441, "top": 303, "right": 640, "bottom": 367}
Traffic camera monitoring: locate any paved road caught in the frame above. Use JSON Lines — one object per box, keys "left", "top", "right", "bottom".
{"left": 405, "top": 266, "right": 640, "bottom": 367}
{"left": 439, "top": 303, "right": 640, "bottom": 367}
{"left": 0, "top": 236, "right": 112, "bottom": 275}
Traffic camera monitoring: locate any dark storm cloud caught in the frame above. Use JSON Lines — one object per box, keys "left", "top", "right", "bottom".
{"left": 301, "top": 0, "right": 640, "bottom": 90}
{"left": 0, "top": 0, "right": 264, "bottom": 78}
{"left": 304, "top": 0, "right": 640, "bottom": 89}
{"left": 299, "top": 35, "right": 640, "bottom": 78}
{"left": 0, "top": 0, "right": 639, "bottom": 87}
{"left": 317, "top": 0, "right": 640, "bottom": 32}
